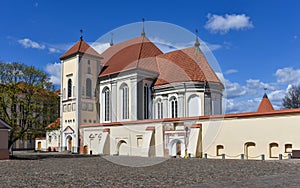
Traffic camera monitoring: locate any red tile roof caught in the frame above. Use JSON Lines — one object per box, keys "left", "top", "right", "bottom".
{"left": 99, "top": 36, "right": 222, "bottom": 86}
{"left": 257, "top": 93, "right": 274, "bottom": 113}
{"left": 60, "top": 39, "right": 101, "bottom": 60}
{"left": 46, "top": 118, "right": 60, "bottom": 129}
{"left": 61, "top": 36, "right": 222, "bottom": 86}
{"left": 154, "top": 46, "right": 222, "bottom": 86}
{"left": 99, "top": 36, "right": 162, "bottom": 77}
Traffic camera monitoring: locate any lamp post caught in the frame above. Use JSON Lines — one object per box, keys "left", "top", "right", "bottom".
{"left": 184, "top": 126, "right": 189, "bottom": 158}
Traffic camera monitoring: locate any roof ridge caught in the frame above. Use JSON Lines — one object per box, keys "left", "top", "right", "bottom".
{"left": 77, "top": 39, "right": 83, "bottom": 54}
{"left": 136, "top": 36, "right": 145, "bottom": 69}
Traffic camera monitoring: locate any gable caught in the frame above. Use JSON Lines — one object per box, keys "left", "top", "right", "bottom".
{"left": 0, "top": 119, "right": 11, "bottom": 130}
{"left": 63, "top": 126, "right": 75, "bottom": 134}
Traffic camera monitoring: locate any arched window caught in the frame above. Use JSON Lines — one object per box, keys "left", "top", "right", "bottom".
{"left": 144, "top": 84, "right": 150, "bottom": 119}
{"left": 216, "top": 145, "right": 224, "bottom": 156}
{"left": 285, "top": 144, "right": 292, "bottom": 153}
{"left": 86, "top": 78, "right": 92, "bottom": 98}
{"left": 120, "top": 84, "right": 129, "bottom": 119}
{"left": 188, "top": 95, "right": 201, "bottom": 117}
{"left": 156, "top": 98, "right": 163, "bottom": 119}
{"left": 269, "top": 143, "right": 279, "bottom": 158}
{"left": 244, "top": 142, "right": 256, "bottom": 159}
{"left": 170, "top": 97, "right": 178, "bottom": 118}
{"left": 68, "top": 79, "right": 72, "bottom": 98}
{"left": 102, "top": 87, "right": 110, "bottom": 121}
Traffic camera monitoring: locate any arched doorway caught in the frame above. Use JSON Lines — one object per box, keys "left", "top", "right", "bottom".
{"left": 176, "top": 142, "right": 182, "bottom": 156}
{"left": 170, "top": 139, "right": 184, "bottom": 158}
{"left": 83, "top": 145, "right": 88, "bottom": 154}
{"left": 37, "top": 141, "right": 41, "bottom": 151}
{"left": 66, "top": 136, "right": 73, "bottom": 152}
{"left": 117, "top": 140, "right": 129, "bottom": 156}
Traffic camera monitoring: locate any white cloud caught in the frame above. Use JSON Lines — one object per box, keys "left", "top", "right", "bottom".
{"left": 245, "top": 79, "right": 276, "bottom": 95}
{"left": 18, "top": 38, "right": 45, "bottom": 49}
{"left": 201, "top": 41, "right": 222, "bottom": 52}
{"left": 45, "top": 62, "right": 61, "bottom": 85}
{"left": 224, "top": 69, "right": 238, "bottom": 75}
{"left": 268, "top": 89, "right": 286, "bottom": 110}
{"left": 17, "top": 38, "right": 72, "bottom": 54}
{"left": 150, "top": 37, "right": 190, "bottom": 52}
{"left": 222, "top": 67, "right": 300, "bottom": 113}
{"left": 149, "top": 37, "right": 221, "bottom": 53}
{"left": 275, "top": 67, "right": 300, "bottom": 85}
{"left": 224, "top": 79, "right": 247, "bottom": 99}
{"left": 48, "top": 47, "right": 61, "bottom": 53}
{"left": 91, "top": 42, "right": 110, "bottom": 54}
{"left": 205, "top": 14, "right": 253, "bottom": 34}
{"left": 225, "top": 98, "right": 260, "bottom": 114}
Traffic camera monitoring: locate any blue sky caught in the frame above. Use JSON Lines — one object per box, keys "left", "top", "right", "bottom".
{"left": 1, "top": 0, "right": 300, "bottom": 113}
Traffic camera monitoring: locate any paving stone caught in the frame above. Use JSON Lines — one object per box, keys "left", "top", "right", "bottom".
{"left": 1, "top": 152, "right": 300, "bottom": 187}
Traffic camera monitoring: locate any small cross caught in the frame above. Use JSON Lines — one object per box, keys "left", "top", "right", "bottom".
{"left": 80, "top": 29, "right": 83, "bottom": 40}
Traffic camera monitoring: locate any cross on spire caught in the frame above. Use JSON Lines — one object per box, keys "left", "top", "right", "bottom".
{"left": 263, "top": 88, "right": 268, "bottom": 98}
{"left": 80, "top": 29, "right": 83, "bottom": 40}
{"left": 194, "top": 29, "right": 200, "bottom": 47}
{"left": 141, "top": 18, "right": 145, "bottom": 36}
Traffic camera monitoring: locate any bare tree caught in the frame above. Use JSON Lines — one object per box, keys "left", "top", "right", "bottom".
{"left": 283, "top": 84, "right": 300, "bottom": 109}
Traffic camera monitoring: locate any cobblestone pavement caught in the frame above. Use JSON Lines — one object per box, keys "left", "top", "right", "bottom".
{"left": 1, "top": 152, "right": 300, "bottom": 187}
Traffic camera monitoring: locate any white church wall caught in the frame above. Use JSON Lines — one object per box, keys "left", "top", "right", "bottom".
{"left": 109, "top": 125, "right": 149, "bottom": 156}
{"left": 186, "top": 93, "right": 202, "bottom": 117}
{"left": 46, "top": 129, "right": 60, "bottom": 151}
{"left": 202, "top": 113, "right": 300, "bottom": 160}
{"left": 154, "top": 124, "right": 164, "bottom": 157}
{"left": 187, "top": 127, "right": 201, "bottom": 157}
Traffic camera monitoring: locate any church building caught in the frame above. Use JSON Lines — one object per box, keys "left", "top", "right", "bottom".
{"left": 50, "top": 26, "right": 300, "bottom": 160}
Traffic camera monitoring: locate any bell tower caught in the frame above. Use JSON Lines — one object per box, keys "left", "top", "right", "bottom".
{"left": 59, "top": 31, "right": 102, "bottom": 153}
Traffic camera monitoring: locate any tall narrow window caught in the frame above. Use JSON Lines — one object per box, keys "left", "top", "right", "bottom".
{"left": 120, "top": 84, "right": 129, "bottom": 119}
{"left": 170, "top": 97, "right": 178, "bottom": 118}
{"left": 144, "top": 84, "right": 150, "bottom": 119}
{"left": 156, "top": 99, "right": 163, "bottom": 119}
{"left": 68, "top": 79, "right": 72, "bottom": 98}
{"left": 86, "top": 78, "right": 92, "bottom": 98}
{"left": 103, "top": 88, "right": 110, "bottom": 121}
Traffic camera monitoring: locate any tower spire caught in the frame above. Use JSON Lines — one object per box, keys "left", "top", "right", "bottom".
{"left": 141, "top": 18, "right": 145, "bottom": 36}
{"left": 194, "top": 29, "right": 200, "bottom": 47}
{"left": 80, "top": 29, "right": 83, "bottom": 40}
{"left": 263, "top": 88, "right": 268, "bottom": 98}
{"left": 110, "top": 32, "right": 114, "bottom": 46}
